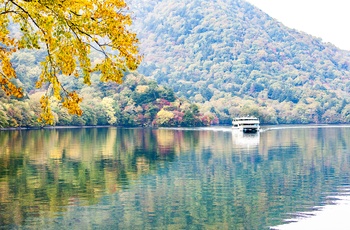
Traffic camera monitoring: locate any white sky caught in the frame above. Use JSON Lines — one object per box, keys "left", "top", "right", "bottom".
{"left": 246, "top": 0, "right": 350, "bottom": 50}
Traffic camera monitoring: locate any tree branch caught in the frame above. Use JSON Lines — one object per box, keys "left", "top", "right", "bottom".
{"left": 8, "top": 0, "right": 47, "bottom": 36}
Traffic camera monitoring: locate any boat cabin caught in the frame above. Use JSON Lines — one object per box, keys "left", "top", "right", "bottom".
{"left": 232, "top": 117, "right": 260, "bottom": 133}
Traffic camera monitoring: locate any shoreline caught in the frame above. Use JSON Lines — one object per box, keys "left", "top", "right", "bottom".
{"left": 0, "top": 125, "right": 114, "bottom": 131}
{"left": 1, "top": 123, "right": 350, "bottom": 132}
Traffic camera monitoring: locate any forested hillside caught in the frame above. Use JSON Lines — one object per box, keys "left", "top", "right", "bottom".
{"left": 2, "top": 0, "right": 350, "bottom": 127}
{"left": 0, "top": 50, "right": 218, "bottom": 128}
{"left": 130, "top": 0, "right": 350, "bottom": 124}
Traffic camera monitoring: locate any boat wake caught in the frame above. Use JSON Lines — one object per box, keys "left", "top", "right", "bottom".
{"left": 261, "top": 124, "right": 350, "bottom": 133}
{"left": 161, "top": 124, "right": 350, "bottom": 134}
{"left": 159, "top": 126, "right": 233, "bottom": 132}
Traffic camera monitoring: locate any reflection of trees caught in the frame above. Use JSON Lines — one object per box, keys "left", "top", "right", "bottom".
{"left": 0, "top": 127, "right": 350, "bottom": 228}
{"left": 0, "top": 128, "right": 183, "bottom": 227}
{"left": 96, "top": 127, "right": 350, "bottom": 229}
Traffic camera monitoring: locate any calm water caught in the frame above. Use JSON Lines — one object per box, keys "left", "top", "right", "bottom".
{"left": 0, "top": 126, "right": 350, "bottom": 229}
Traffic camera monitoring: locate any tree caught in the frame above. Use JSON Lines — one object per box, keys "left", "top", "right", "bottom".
{"left": 155, "top": 109, "right": 174, "bottom": 126}
{"left": 101, "top": 97, "right": 117, "bottom": 125}
{"left": 0, "top": 0, "right": 142, "bottom": 124}
{"left": 182, "top": 110, "right": 195, "bottom": 127}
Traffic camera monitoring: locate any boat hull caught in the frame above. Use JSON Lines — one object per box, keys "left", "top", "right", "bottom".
{"left": 243, "top": 128, "right": 258, "bottom": 133}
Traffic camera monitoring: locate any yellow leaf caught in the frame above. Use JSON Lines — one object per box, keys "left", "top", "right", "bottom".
{"left": 0, "top": 0, "right": 142, "bottom": 124}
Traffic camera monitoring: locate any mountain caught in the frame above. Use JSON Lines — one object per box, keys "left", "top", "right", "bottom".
{"left": 129, "top": 0, "right": 350, "bottom": 124}
{"left": 2, "top": 0, "right": 350, "bottom": 127}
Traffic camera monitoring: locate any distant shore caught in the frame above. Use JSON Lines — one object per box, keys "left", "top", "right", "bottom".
{"left": 1, "top": 123, "right": 350, "bottom": 132}
{"left": 0, "top": 125, "right": 113, "bottom": 131}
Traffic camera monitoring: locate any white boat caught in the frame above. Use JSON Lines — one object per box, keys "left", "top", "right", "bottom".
{"left": 232, "top": 117, "right": 260, "bottom": 133}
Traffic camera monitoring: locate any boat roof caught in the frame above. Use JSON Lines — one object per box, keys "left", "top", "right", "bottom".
{"left": 233, "top": 117, "right": 259, "bottom": 120}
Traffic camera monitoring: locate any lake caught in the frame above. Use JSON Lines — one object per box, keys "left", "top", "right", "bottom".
{"left": 0, "top": 125, "right": 350, "bottom": 229}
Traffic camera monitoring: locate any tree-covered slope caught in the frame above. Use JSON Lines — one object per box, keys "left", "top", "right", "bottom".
{"left": 130, "top": 0, "right": 350, "bottom": 124}
{"left": 1, "top": 49, "right": 218, "bottom": 128}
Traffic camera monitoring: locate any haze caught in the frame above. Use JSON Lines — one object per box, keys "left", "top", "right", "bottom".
{"left": 247, "top": 0, "right": 350, "bottom": 50}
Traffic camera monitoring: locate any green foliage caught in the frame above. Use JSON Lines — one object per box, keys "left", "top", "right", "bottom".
{"left": 4, "top": 0, "right": 350, "bottom": 126}
{"left": 0, "top": 95, "right": 41, "bottom": 128}
{"left": 0, "top": 73, "right": 217, "bottom": 128}
{"left": 182, "top": 110, "right": 196, "bottom": 127}
{"left": 130, "top": 0, "right": 350, "bottom": 124}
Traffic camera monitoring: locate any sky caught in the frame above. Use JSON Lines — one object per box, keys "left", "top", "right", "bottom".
{"left": 246, "top": 0, "right": 350, "bottom": 50}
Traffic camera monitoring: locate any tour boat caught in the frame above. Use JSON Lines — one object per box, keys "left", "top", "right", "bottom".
{"left": 232, "top": 116, "right": 260, "bottom": 133}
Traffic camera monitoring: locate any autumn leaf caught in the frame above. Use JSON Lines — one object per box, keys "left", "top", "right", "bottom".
{"left": 0, "top": 0, "right": 142, "bottom": 124}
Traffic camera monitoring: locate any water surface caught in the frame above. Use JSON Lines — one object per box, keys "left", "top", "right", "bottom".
{"left": 0, "top": 126, "right": 349, "bottom": 229}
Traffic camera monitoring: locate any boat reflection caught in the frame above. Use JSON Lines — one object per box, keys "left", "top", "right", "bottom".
{"left": 232, "top": 130, "right": 260, "bottom": 147}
